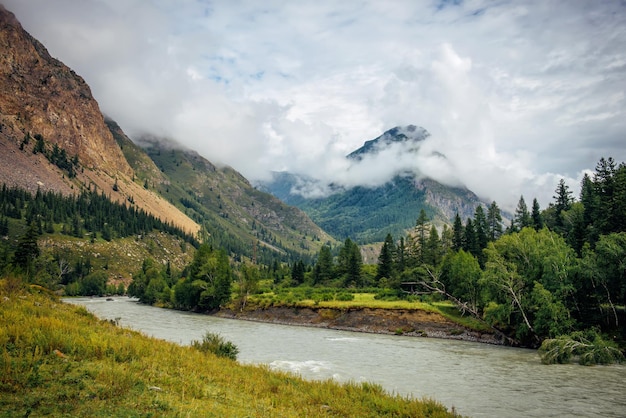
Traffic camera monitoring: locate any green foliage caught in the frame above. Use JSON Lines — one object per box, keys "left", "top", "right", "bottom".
{"left": 171, "top": 244, "right": 232, "bottom": 311}
{"left": 539, "top": 330, "right": 624, "bottom": 365}
{"left": 440, "top": 250, "right": 481, "bottom": 311}
{"left": 1, "top": 287, "right": 454, "bottom": 417}
{"left": 481, "top": 228, "right": 578, "bottom": 346}
{"left": 191, "top": 332, "right": 239, "bottom": 360}
{"left": 79, "top": 271, "right": 108, "bottom": 296}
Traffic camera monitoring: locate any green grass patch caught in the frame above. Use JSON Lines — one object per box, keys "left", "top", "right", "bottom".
{"left": 242, "top": 289, "right": 491, "bottom": 334}
{"left": 0, "top": 279, "right": 459, "bottom": 417}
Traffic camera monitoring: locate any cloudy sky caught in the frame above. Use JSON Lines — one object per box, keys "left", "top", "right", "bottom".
{"left": 5, "top": 0, "right": 626, "bottom": 210}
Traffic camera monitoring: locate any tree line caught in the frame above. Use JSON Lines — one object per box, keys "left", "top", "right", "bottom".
{"left": 288, "top": 158, "right": 626, "bottom": 354}
{"left": 0, "top": 185, "right": 200, "bottom": 295}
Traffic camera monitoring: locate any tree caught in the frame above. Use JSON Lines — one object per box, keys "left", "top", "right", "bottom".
{"left": 452, "top": 213, "right": 464, "bottom": 251}
{"left": 463, "top": 218, "right": 478, "bottom": 257}
{"left": 414, "top": 209, "right": 430, "bottom": 264}
{"left": 13, "top": 222, "right": 40, "bottom": 270}
{"left": 593, "top": 157, "right": 616, "bottom": 234}
{"left": 481, "top": 228, "right": 578, "bottom": 346}
{"left": 473, "top": 205, "right": 488, "bottom": 266}
{"left": 80, "top": 271, "right": 108, "bottom": 296}
{"left": 513, "top": 196, "right": 532, "bottom": 231}
{"left": 236, "top": 263, "right": 259, "bottom": 310}
{"left": 376, "top": 234, "right": 396, "bottom": 282}
{"left": 338, "top": 238, "right": 362, "bottom": 287}
{"left": 174, "top": 244, "right": 232, "bottom": 311}
{"left": 440, "top": 250, "right": 482, "bottom": 311}
{"left": 531, "top": 198, "right": 543, "bottom": 230}
{"left": 552, "top": 179, "right": 573, "bottom": 231}
{"left": 486, "top": 202, "right": 503, "bottom": 242}
{"left": 313, "top": 245, "right": 333, "bottom": 285}
{"left": 291, "top": 260, "right": 305, "bottom": 285}
{"left": 424, "top": 225, "right": 442, "bottom": 267}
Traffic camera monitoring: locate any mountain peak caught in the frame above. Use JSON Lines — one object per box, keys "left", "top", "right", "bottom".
{"left": 347, "top": 125, "right": 430, "bottom": 161}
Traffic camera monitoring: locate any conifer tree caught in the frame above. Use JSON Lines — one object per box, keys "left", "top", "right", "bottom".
{"left": 13, "top": 222, "right": 40, "bottom": 269}
{"left": 313, "top": 245, "right": 333, "bottom": 285}
{"left": 376, "top": 234, "right": 396, "bottom": 281}
{"left": 531, "top": 198, "right": 544, "bottom": 230}
{"left": 513, "top": 196, "right": 532, "bottom": 231}
{"left": 474, "top": 205, "right": 489, "bottom": 251}
{"left": 486, "top": 201, "right": 503, "bottom": 241}
{"left": 452, "top": 212, "right": 464, "bottom": 251}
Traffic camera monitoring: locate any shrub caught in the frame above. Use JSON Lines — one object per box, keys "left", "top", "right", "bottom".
{"left": 191, "top": 332, "right": 239, "bottom": 360}
{"left": 539, "top": 330, "right": 624, "bottom": 365}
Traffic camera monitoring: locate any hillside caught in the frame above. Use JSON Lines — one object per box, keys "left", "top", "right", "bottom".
{"left": 0, "top": 5, "right": 332, "bottom": 266}
{"left": 260, "top": 126, "right": 485, "bottom": 243}
{"left": 129, "top": 134, "right": 335, "bottom": 263}
{"left": 0, "top": 5, "right": 198, "bottom": 236}
{"left": 0, "top": 286, "right": 455, "bottom": 417}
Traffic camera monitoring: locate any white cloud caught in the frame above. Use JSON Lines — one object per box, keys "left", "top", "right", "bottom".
{"left": 4, "top": 0, "right": 626, "bottom": 211}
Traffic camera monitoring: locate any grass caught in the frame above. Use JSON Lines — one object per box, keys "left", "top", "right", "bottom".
{"left": 0, "top": 279, "right": 460, "bottom": 417}
{"left": 243, "top": 291, "right": 492, "bottom": 333}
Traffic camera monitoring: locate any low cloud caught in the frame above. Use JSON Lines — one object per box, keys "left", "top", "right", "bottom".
{"left": 5, "top": 0, "right": 626, "bottom": 211}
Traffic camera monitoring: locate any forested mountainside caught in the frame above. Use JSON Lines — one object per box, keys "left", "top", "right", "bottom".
{"left": 108, "top": 122, "right": 335, "bottom": 265}
{"left": 0, "top": 5, "right": 198, "bottom": 235}
{"left": 0, "top": 5, "right": 333, "bottom": 267}
{"left": 260, "top": 126, "right": 485, "bottom": 243}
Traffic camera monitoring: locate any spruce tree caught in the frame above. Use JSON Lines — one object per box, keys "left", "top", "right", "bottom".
{"left": 513, "top": 196, "right": 532, "bottom": 231}
{"left": 474, "top": 205, "right": 489, "bottom": 251}
{"left": 13, "top": 222, "right": 40, "bottom": 269}
{"left": 531, "top": 198, "right": 544, "bottom": 230}
{"left": 376, "top": 234, "right": 396, "bottom": 281}
{"left": 313, "top": 245, "right": 333, "bottom": 285}
{"left": 486, "top": 201, "right": 503, "bottom": 241}
{"left": 452, "top": 212, "right": 464, "bottom": 251}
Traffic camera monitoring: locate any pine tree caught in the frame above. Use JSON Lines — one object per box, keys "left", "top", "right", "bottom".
{"left": 531, "top": 198, "right": 544, "bottom": 230}
{"left": 291, "top": 260, "right": 305, "bottom": 285}
{"left": 415, "top": 209, "right": 430, "bottom": 263}
{"left": 13, "top": 222, "right": 40, "bottom": 269}
{"left": 452, "top": 212, "right": 464, "bottom": 251}
{"left": 313, "top": 245, "right": 334, "bottom": 285}
{"left": 594, "top": 157, "right": 616, "bottom": 234}
{"left": 474, "top": 205, "right": 489, "bottom": 251}
{"left": 486, "top": 201, "right": 503, "bottom": 241}
{"left": 376, "top": 234, "right": 396, "bottom": 281}
{"left": 463, "top": 218, "right": 478, "bottom": 257}
{"left": 424, "top": 225, "right": 442, "bottom": 267}
{"left": 513, "top": 196, "right": 532, "bottom": 231}
{"left": 553, "top": 179, "right": 573, "bottom": 231}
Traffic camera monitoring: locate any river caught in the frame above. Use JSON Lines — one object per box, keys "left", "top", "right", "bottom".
{"left": 65, "top": 297, "right": 626, "bottom": 418}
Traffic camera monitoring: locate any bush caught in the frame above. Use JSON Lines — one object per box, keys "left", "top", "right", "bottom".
{"left": 191, "top": 332, "right": 239, "bottom": 360}
{"left": 539, "top": 330, "right": 624, "bottom": 365}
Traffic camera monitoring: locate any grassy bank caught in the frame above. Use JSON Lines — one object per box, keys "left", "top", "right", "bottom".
{"left": 0, "top": 280, "right": 459, "bottom": 417}
{"left": 240, "top": 291, "right": 492, "bottom": 333}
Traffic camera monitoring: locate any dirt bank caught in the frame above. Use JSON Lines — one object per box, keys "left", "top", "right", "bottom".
{"left": 215, "top": 306, "right": 502, "bottom": 345}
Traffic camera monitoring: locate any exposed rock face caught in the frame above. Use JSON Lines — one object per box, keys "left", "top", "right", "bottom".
{"left": 0, "top": 6, "right": 199, "bottom": 234}
{"left": 0, "top": 5, "right": 131, "bottom": 176}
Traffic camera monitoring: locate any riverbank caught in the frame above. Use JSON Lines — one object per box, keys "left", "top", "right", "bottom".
{"left": 215, "top": 305, "right": 502, "bottom": 345}
{"left": 1, "top": 287, "right": 459, "bottom": 417}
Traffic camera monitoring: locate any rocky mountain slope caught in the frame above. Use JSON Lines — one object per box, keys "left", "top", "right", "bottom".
{"left": 0, "top": 5, "right": 199, "bottom": 235}
{"left": 124, "top": 133, "right": 335, "bottom": 263}
{"left": 260, "top": 126, "right": 485, "bottom": 243}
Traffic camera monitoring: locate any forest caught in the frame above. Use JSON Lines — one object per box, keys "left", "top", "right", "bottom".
{"left": 1, "top": 157, "right": 625, "bottom": 362}
{"left": 126, "top": 157, "right": 625, "bottom": 360}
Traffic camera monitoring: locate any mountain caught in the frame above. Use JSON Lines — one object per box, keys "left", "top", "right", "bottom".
{"left": 0, "top": 5, "right": 198, "bottom": 235}
{"left": 347, "top": 124, "right": 430, "bottom": 161}
{"left": 259, "top": 126, "right": 485, "bottom": 243}
{"left": 112, "top": 129, "right": 335, "bottom": 263}
{"left": 0, "top": 5, "right": 332, "bottom": 265}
